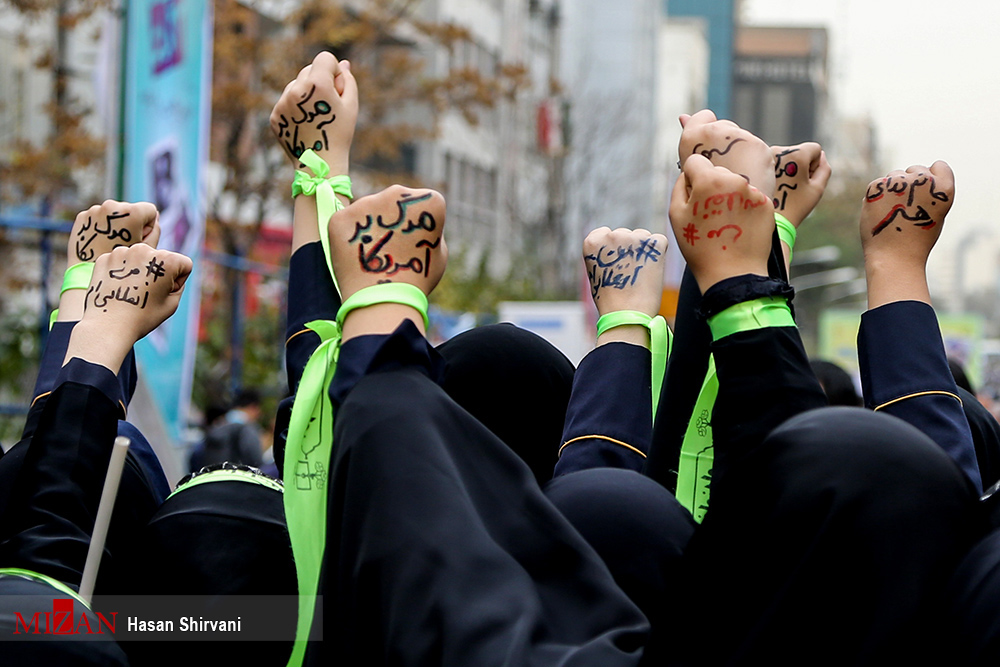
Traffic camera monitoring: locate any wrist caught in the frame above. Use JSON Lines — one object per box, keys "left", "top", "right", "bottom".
{"left": 864, "top": 257, "right": 930, "bottom": 309}
{"left": 692, "top": 262, "right": 769, "bottom": 294}
{"left": 340, "top": 303, "right": 426, "bottom": 342}
{"left": 597, "top": 324, "right": 650, "bottom": 348}
{"left": 63, "top": 319, "right": 134, "bottom": 372}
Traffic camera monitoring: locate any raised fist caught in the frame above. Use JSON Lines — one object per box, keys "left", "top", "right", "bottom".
{"left": 328, "top": 185, "right": 447, "bottom": 300}
{"left": 771, "top": 142, "right": 832, "bottom": 226}
{"left": 270, "top": 51, "right": 358, "bottom": 174}
{"left": 83, "top": 244, "right": 193, "bottom": 342}
{"left": 678, "top": 110, "right": 776, "bottom": 197}
{"left": 669, "top": 154, "right": 775, "bottom": 292}
{"left": 69, "top": 200, "right": 160, "bottom": 265}
{"left": 860, "top": 161, "right": 954, "bottom": 267}
{"left": 584, "top": 227, "right": 667, "bottom": 317}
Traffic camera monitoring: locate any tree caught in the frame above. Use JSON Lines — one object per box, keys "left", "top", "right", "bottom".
{"left": 198, "top": 0, "right": 529, "bottom": 409}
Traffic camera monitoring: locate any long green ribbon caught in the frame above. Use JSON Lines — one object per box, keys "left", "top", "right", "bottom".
{"left": 675, "top": 296, "right": 796, "bottom": 523}
{"left": 292, "top": 149, "right": 353, "bottom": 295}
{"left": 596, "top": 310, "right": 672, "bottom": 419}
{"left": 284, "top": 283, "right": 429, "bottom": 667}
{"left": 676, "top": 355, "right": 717, "bottom": 523}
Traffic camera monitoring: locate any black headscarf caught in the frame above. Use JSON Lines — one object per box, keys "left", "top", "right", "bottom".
{"left": 117, "top": 467, "right": 296, "bottom": 666}
{"left": 437, "top": 323, "right": 575, "bottom": 485}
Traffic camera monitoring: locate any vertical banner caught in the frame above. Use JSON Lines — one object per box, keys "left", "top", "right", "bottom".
{"left": 121, "top": 0, "right": 213, "bottom": 443}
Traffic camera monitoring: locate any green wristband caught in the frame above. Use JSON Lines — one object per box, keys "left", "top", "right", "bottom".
{"left": 774, "top": 213, "right": 796, "bottom": 261}
{"left": 337, "top": 283, "right": 429, "bottom": 330}
{"left": 50, "top": 262, "right": 97, "bottom": 328}
{"left": 62, "top": 262, "right": 95, "bottom": 295}
{"left": 595, "top": 310, "right": 672, "bottom": 420}
{"left": 708, "top": 296, "right": 795, "bottom": 342}
{"left": 291, "top": 149, "right": 353, "bottom": 296}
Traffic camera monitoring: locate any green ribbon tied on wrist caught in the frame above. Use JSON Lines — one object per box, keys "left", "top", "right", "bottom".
{"left": 595, "top": 310, "right": 672, "bottom": 419}
{"left": 291, "top": 149, "right": 353, "bottom": 294}
{"left": 50, "top": 261, "right": 97, "bottom": 329}
{"left": 283, "top": 283, "right": 428, "bottom": 667}
{"left": 774, "top": 213, "right": 796, "bottom": 262}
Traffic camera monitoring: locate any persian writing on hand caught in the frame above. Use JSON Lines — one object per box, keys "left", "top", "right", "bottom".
{"left": 866, "top": 174, "right": 949, "bottom": 236}
{"left": 275, "top": 85, "right": 337, "bottom": 160}
{"left": 84, "top": 256, "right": 165, "bottom": 312}
{"left": 347, "top": 193, "right": 441, "bottom": 277}
{"left": 773, "top": 147, "right": 800, "bottom": 210}
{"left": 691, "top": 136, "right": 746, "bottom": 161}
{"left": 585, "top": 238, "right": 662, "bottom": 300}
{"left": 75, "top": 212, "right": 133, "bottom": 262}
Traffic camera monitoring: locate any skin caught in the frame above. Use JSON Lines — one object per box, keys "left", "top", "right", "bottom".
{"left": 582, "top": 226, "right": 669, "bottom": 348}
{"left": 326, "top": 185, "right": 448, "bottom": 342}
{"left": 770, "top": 142, "right": 832, "bottom": 273}
{"left": 271, "top": 52, "right": 359, "bottom": 253}
{"left": 59, "top": 200, "right": 161, "bottom": 322}
{"left": 65, "top": 243, "right": 192, "bottom": 372}
{"left": 669, "top": 154, "right": 775, "bottom": 293}
{"left": 859, "top": 161, "right": 954, "bottom": 309}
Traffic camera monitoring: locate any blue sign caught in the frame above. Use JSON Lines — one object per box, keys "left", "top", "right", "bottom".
{"left": 121, "top": 0, "right": 213, "bottom": 442}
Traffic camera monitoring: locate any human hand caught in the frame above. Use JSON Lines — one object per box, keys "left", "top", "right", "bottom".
{"left": 584, "top": 227, "right": 667, "bottom": 316}
{"left": 771, "top": 142, "right": 832, "bottom": 226}
{"left": 669, "top": 154, "right": 774, "bottom": 292}
{"left": 328, "top": 185, "right": 447, "bottom": 301}
{"left": 678, "top": 110, "right": 776, "bottom": 197}
{"left": 69, "top": 200, "right": 160, "bottom": 265}
{"left": 860, "top": 161, "right": 954, "bottom": 268}
{"left": 83, "top": 244, "right": 193, "bottom": 341}
{"left": 270, "top": 51, "right": 358, "bottom": 175}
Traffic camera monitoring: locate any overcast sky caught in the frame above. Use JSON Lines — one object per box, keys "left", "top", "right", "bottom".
{"left": 743, "top": 0, "right": 1000, "bottom": 289}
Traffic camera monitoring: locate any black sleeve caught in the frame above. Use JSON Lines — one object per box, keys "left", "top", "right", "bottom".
{"left": 285, "top": 241, "right": 342, "bottom": 394}
{"left": 858, "top": 300, "right": 981, "bottom": 492}
{"left": 0, "top": 361, "right": 124, "bottom": 586}
{"left": 554, "top": 342, "right": 652, "bottom": 477}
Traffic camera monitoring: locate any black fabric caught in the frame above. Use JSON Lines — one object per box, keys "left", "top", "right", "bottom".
{"left": 696, "top": 274, "right": 794, "bottom": 320}
{"left": 438, "top": 323, "right": 575, "bottom": 486}
{"left": 710, "top": 325, "right": 827, "bottom": 475}
{"left": 118, "top": 478, "right": 296, "bottom": 667}
{"left": 544, "top": 467, "right": 695, "bottom": 660}
{"left": 858, "top": 300, "right": 982, "bottom": 491}
{"left": 0, "top": 576, "right": 129, "bottom": 666}
{"left": 959, "top": 385, "right": 1000, "bottom": 492}
{"left": 943, "top": 521, "right": 1000, "bottom": 664}
{"left": 554, "top": 342, "right": 651, "bottom": 478}
{"left": 646, "top": 230, "right": 789, "bottom": 491}
{"left": 286, "top": 241, "right": 342, "bottom": 394}
{"left": 675, "top": 407, "right": 983, "bottom": 666}
{"left": 310, "top": 364, "right": 648, "bottom": 666}
{"left": 646, "top": 267, "right": 710, "bottom": 491}
{"left": 0, "top": 381, "right": 138, "bottom": 586}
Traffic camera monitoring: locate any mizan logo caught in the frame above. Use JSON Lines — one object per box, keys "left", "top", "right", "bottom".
{"left": 14, "top": 598, "right": 116, "bottom": 635}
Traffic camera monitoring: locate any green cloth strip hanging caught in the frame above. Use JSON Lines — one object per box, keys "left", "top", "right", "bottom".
{"left": 595, "top": 310, "right": 672, "bottom": 420}
{"left": 283, "top": 283, "right": 428, "bottom": 667}
{"left": 291, "top": 149, "right": 353, "bottom": 295}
